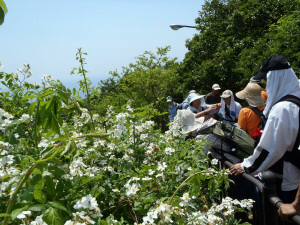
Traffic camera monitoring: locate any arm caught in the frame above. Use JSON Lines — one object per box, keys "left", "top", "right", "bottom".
{"left": 278, "top": 182, "right": 300, "bottom": 222}
{"left": 195, "top": 104, "right": 220, "bottom": 118}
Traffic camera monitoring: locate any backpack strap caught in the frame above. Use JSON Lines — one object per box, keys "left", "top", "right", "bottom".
{"left": 276, "top": 95, "right": 300, "bottom": 170}
{"left": 246, "top": 106, "right": 263, "bottom": 117}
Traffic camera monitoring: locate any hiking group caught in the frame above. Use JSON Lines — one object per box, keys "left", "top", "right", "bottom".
{"left": 168, "top": 55, "right": 300, "bottom": 222}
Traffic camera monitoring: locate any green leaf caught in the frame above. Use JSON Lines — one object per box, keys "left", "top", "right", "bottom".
{"left": 50, "top": 115, "right": 60, "bottom": 134}
{"left": 21, "top": 95, "right": 37, "bottom": 101}
{"left": 28, "top": 101, "right": 37, "bottom": 116}
{"left": 20, "top": 185, "right": 34, "bottom": 202}
{"left": 0, "top": 213, "right": 10, "bottom": 218}
{"left": 34, "top": 179, "right": 46, "bottom": 204}
{"left": 0, "top": 6, "right": 4, "bottom": 26}
{"left": 28, "top": 204, "right": 47, "bottom": 212}
{"left": 48, "top": 166, "right": 65, "bottom": 176}
{"left": 0, "top": 0, "right": 8, "bottom": 13}
{"left": 48, "top": 201, "right": 71, "bottom": 214}
{"left": 11, "top": 206, "right": 28, "bottom": 220}
{"left": 44, "top": 176, "right": 55, "bottom": 196}
{"left": 42, "top": 207, "right": 63, "bottom": 225}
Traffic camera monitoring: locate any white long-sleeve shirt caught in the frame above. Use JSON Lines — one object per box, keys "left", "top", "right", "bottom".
{"left": 241, "top": 101, "right": 300, "bottom": 191}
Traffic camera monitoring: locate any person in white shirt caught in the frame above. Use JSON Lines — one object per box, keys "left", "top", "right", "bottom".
{"left": 230, "top": 56, "right": 300, "bottom": 203}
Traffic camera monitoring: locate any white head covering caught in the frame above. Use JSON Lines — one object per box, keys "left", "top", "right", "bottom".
{"left": 219, "top": 90, "right": 238, "bottom": 121}
{"left": 263, "top": 68, "right": 300, "bottom": 117}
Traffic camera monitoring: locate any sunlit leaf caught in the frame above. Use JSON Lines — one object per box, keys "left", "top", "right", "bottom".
{"left": 42, "top": 207, "right": 63, "bottom": 225}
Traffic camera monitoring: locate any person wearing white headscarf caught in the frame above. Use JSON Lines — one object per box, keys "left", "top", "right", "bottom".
{"left": 218, "top": 90, "right": 242, "bottom": 124}
{"left": 230, "top": 56, "right": 300, "bottom": 203}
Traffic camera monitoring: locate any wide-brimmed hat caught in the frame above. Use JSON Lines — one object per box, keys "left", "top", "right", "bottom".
{"left": 236, "top": 83, "right": 265, "bottom": 107}
{"left": 253, "top": 55, "right": 291, "bottom": 80}
{"left": 189, "top": 93, "right": 205, "bottom": 105}
{"left": 212, "top": 84, "right": 221, "bottom": 90}
{"left": 220, "top": 90, "right": 232, "bottom": 98}
{"left": 177, "top": 110, "right": 205, "bottom": 134}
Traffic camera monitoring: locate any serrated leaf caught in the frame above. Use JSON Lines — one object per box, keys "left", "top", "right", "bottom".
{"left": 48, "top": 166, "right": 65, "bottom": 176}
{"left": 44, "top": 176, "right": 55, "bottom": 196}
{"left": 48, "top": 201, "right": 71, "bottom": 214}
{"left": 28, "top": 204, "right": 46, "bottom": 212}
{"left": 42, "top": 207, "right": 63, "bottom": 225}
{"left": 11, "top": 206, "right": 28, "bottom": 220}
{"left": 34, "top": 179, "right": 46, "bottom": 204}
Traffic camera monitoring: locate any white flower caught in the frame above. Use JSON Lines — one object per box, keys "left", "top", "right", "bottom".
{"left": 74, "top": 194, "right": 98, "bottom": 210}
{"left": 165, "top": 147, "right": 175, "bottom": 155}
{"left": 42, "top": 74, "right": 53, "bottom": 82}
{"left": 142, "top": 210, "right": 158, "bottom": 224}
{"left": 0, "top": 155, "right": 14, "bottom": 166}
{"left": 30, "top": 215, "right": 47, "bottom": 225}
{"left": 211, "top": 158, "right": 218, "bottom": 166}
{"left": 148, "top": 169, "right": 155, "bottom": 175}
{"left": 125, "top": 183, "right": 140, "bottom": 197}
{"left": 17, "top": 210, "right": 32, "bottom": 219}
{"left": 157, "top": 162, "right": 167, "bottom": 171}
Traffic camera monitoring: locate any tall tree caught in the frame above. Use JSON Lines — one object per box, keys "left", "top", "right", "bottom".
{"left": 181, "top": 0, "right": 300, "bottom": 94}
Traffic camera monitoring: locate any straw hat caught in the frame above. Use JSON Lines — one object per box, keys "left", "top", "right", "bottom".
{"left": 177, "top": 110, "right": 205, "bottom": 134}
{"left": 236, "top": 83, "right": 265, "bottom": 107}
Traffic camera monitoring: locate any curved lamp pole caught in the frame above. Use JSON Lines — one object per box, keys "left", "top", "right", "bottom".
{"left": 170, "top": 24, "right": 196, "bottom": 30}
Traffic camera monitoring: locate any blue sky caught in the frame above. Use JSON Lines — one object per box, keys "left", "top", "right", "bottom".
{"left": 0, "top": 0, "right": 204, "bottom": 89}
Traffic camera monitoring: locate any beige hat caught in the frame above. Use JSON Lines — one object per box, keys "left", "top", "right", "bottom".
{"left": 212, "top": 84, "right": 221, "bottom": 90}
{"left": 177, "top": 110, "right": 205, "bottom": 134}
{"left": 220, "top": 90, "right": 232, "bottom": 98}
{"left": 236, "top": 83, "right": 265, "bottom": 107}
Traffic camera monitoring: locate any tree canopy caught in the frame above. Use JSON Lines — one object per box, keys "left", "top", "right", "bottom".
{"left": 94, "top": 0, "right": 300, "bottom": 130}
{"left": 181, "top": 0, "right": 300, "bottom": 94}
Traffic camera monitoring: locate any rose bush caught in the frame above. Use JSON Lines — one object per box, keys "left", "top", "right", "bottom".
{"left": 0, "top": 63, "right": 253, "bottom": 225}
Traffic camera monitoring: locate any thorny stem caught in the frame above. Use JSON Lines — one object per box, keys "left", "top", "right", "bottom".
{"left": 3, "top": 141, "right": 63, "bottom": 225}
{"left": 77, "top": 48, "right": 95, "bottom": 131}
{"left": 167, "top": 171, "right": 202, "bottom": 205}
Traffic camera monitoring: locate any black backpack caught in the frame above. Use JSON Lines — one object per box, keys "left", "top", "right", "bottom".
{"left": 246, "top": 106, "right": 267, "bottom": 130}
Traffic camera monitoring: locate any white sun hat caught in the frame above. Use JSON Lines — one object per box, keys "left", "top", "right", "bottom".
{"left": 189, "top": 93, "right": 205, "bottom": 106}
{"left": 177, "top": 110, "right": 205, "bottom": 134}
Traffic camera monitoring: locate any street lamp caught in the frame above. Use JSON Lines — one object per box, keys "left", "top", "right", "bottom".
{"left": 170, "top": 24, "right": 196, "bottom": 30}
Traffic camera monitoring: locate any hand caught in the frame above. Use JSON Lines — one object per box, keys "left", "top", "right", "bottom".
{"left": 278, "top": 203, "right": 300, "bottom": 222}
{"left": 215, "top": 103, "right": 221, "bottom": 109}
{"left": 230, "top": 163, "right": 244, "bottom": 176}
